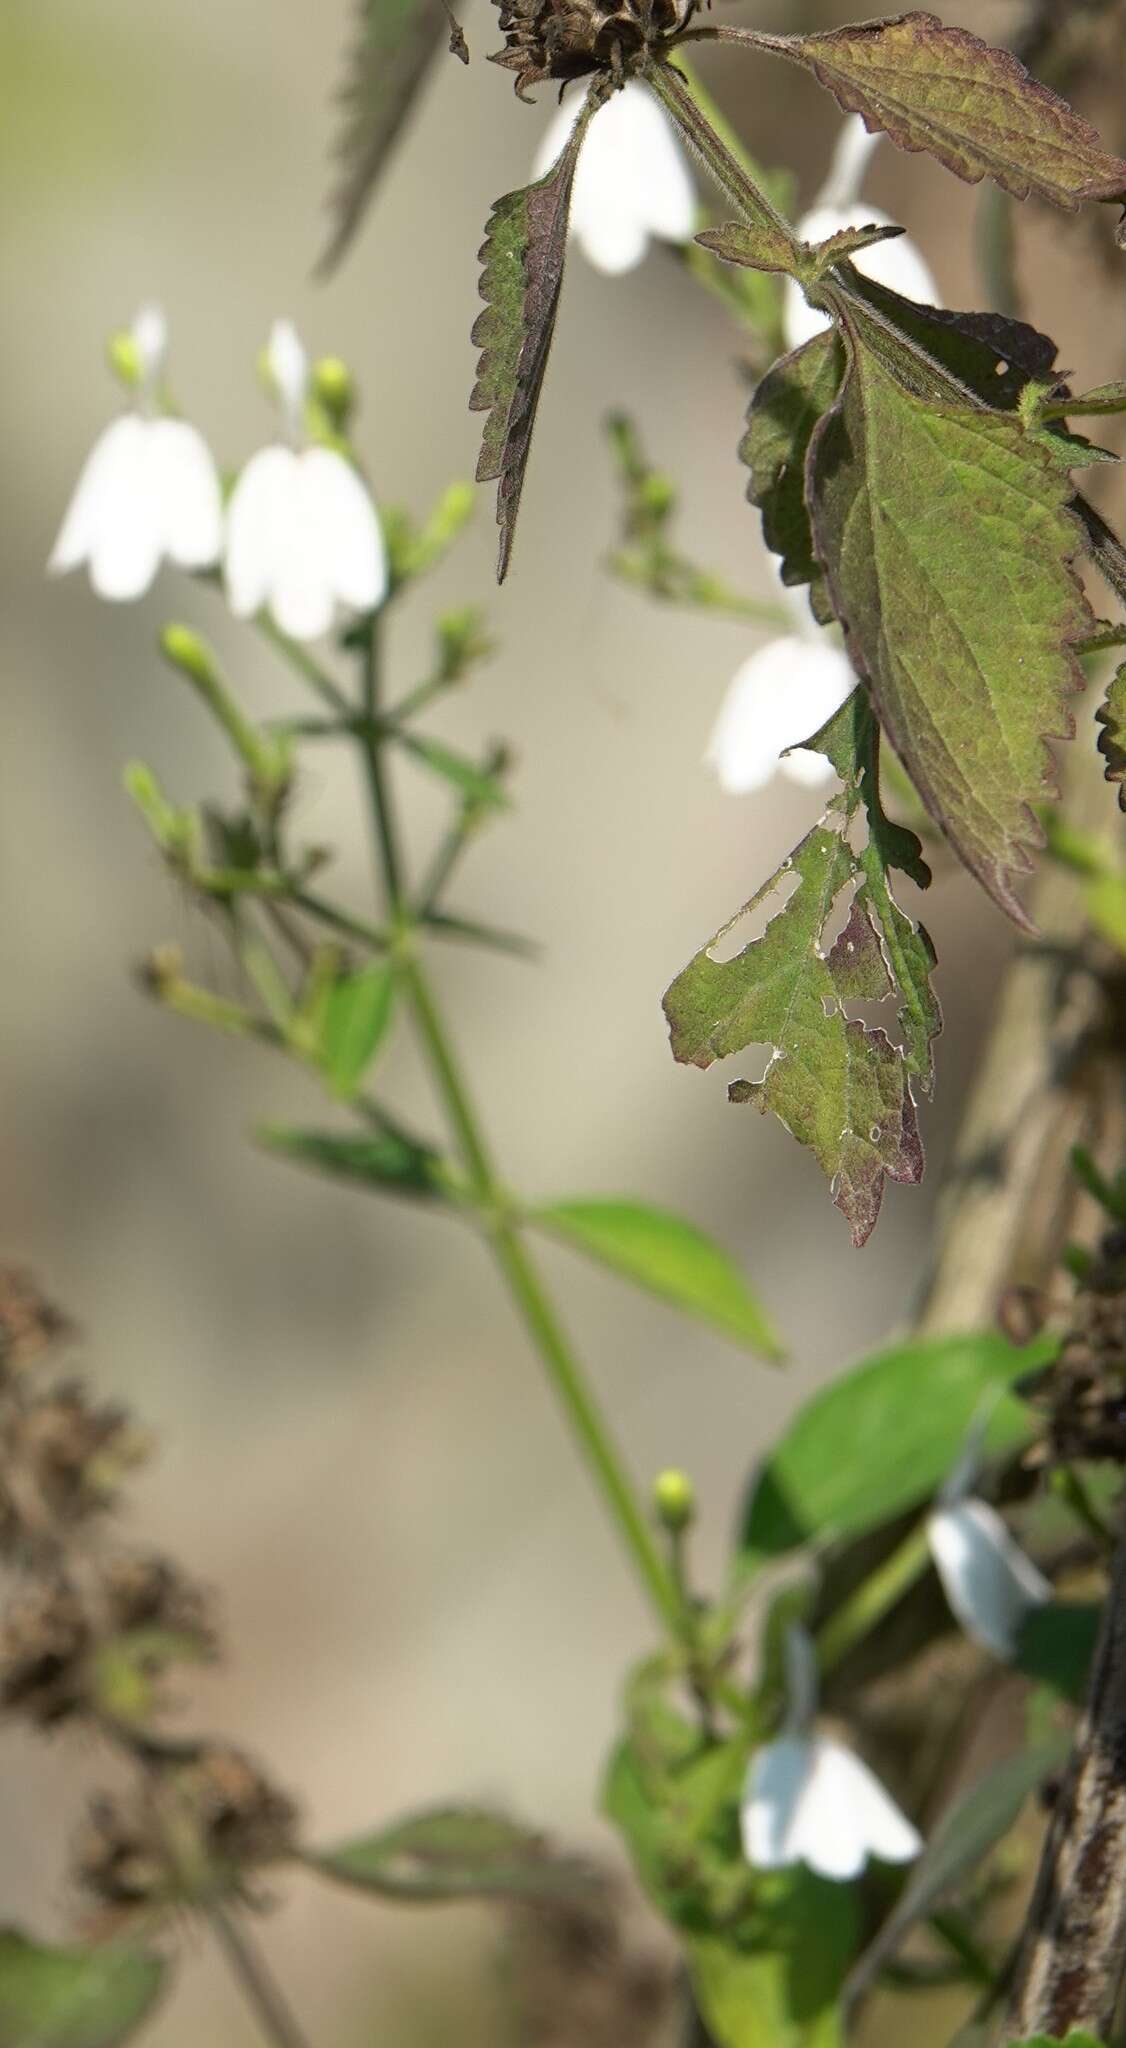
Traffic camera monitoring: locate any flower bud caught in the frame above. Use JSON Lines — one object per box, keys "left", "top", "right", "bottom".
{"left": 1, "top": 1582, "right": 91, "bottom": 1725}
{"left": 653, "top": 1468, "right": 695, "bottom": 1533}
{"left": 312, "top": 356, "right": 355, "bottom": 432}
{"left": 107, "top": 330, "right": 145, "bottom": 393}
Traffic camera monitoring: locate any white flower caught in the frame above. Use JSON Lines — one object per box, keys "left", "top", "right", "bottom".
{"left": 705, "top": 568, "right": 854, "bottom": 796}
{"left": 49, "top": 306, "right": 222, "bottom": 602}
{"left": 224, "top": 321, "right": 388, "bottom": 643}
{"left": 533, "top": 84, "right": 695, "bottom": 276}
{"left": 784, "top": 116, "right": 940, "bottom": 351}
{"left": 741, "top": 1629, "right": 921, "bottom": 1883}
{"left": 927, "top": 1498, "right": 1051, "bottom": 1661}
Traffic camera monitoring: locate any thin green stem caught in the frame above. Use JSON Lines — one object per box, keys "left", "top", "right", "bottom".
{"left": 207, "top": 1903, "right": 314, "bottom": 2048}
{"left": 646, "top": 57, "right": 799, "bottom": 252}
{"left": 815, "top": 1522, "right": 932, "bottom": 1675}
{"left": 256, "top": 615, "right": 352, "bottom": 716}
{"left": 360, "top": 619, "right": 405, "bottom": 912}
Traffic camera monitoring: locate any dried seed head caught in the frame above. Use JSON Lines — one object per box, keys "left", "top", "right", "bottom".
{"left": 189, "top": 1746, "right": 299, "bottom": 1877}
{"left": 74, "top": 1796, "right": 171, "bottom": 1912}
{"left": 1, "top": 1581, "right": 91, "bottom": 1726}
{"left": 99, "top": 1553, "right": 217, "bottom": 1651}
{"left": 75, "top": 1749, "right": 298, "bottom": 1919}
{"left": 0, "top": 1383, "right": 147, "bottom": 1557}
{"left": 490, "top": 0, "right": 690, "bottom": 98}
{"left": 0, "top": 1269, "right": 70, "bottom": 1382}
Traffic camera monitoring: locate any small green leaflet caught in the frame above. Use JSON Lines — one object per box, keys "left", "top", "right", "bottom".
{"left": 258, "top": 1123, "right": 450, "bottom": 1201}
{"left": 320, "top": 960, "right": 397, "bottom": 1099}
{"left": 809, "top": 269, "right": 1095, "bottom": 929}
{"left": 846, "top": 1740, "right": 1069, "bottom": 2008}
{"left": 471, "top": 91, "right": 602, "bottom": 580}
{"left": 784, "top": 13, "right": 1126, "bottom": 212}
{"left": 528, "top": 1198, "right": 782, "bottom": 1356}
{"left": 307, "top": 1807, "right": 593, "bottom": 1903}
{"left": 738, "top": 1328, "right": 1054, "bottom": 1572}
{"left": 0, "top": 1933, "right": 166, "bottom": 2048}
{"left": 664, "top": 693, "right": 940, "bottom": 1246}
{"left": 318, "top": 0, "right": 456, "bottom": 276}
{"left": 1097, "top": 664, "right": 1126, "bottom": 810}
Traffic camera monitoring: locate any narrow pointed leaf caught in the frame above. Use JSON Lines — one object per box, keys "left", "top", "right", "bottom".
{"left": 318, "top": 0, "right": 452, "bottom": 275}
{"left": 258, "top": 1124, "right": 450, "bottom": 1200}
{"left": 1097, "top": 662, "right": 1126, "bottom": 811}
{"left": 397, "top": 732, "right": 509, "bottom": 808}
{"left": 809, "top": 273, "right": 1093, "bottom": 927}
{"left": 320, "top": 961, "right": 397, "bottom": 1099}
{"left": 738, "top": 1329, "right": 1056, "bottom": 1571}
{"left": 789, "top": 13, "right": 1126, "bottom": 211}
{"left": 0, "top": 1933, "right": 166, "bottom": 2048}
{"left": 529, "top": 1198, "right": 782, "bottom": 1356}
{"left": 694, "top": 219, "right": 803, "bottom": 276}
{"left": 664, "top": 696, "right": 940, "bottom": 1245}
{"left": 308, "top": 1808, "right": 593, "bottom": 1903}
{"left": 846, "top": 1741, "right": 1070, "bottom": 2007}
{"left": 471, "top": 95, "right": 599, "bottom": 580}
{"left": 741, "top": 329, "right": 845, "bottom": 622}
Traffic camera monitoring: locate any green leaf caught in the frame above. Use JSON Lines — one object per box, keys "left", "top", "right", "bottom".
{"left": 1016, "top": 1601, "right": 1101, "bottom": 1703}
{"left": 307, "top": 1807, "right": 591, "bottom": 1903}
{"left": 529, "top": 1198, "right": 782, "bottom": 1356}
{"left": 664, "top": 694, "right": 940, "bottom": 1245}
{"left": 1048, "top": 381, "right": 1126, "bottom": 418}
{"left": 1097, "top": 662, "right": 1126, "bottom": 812}
{"left": 471, "top": 91, "right": 600, "bottom": 581}
{"left": 788, "top": 14, "right": 1126, "bottom": 210}
{"left": 397, "top": 732, "right": 509, "bottom": 808}
{"left": 739, "top": 1329, "right": 1055, "bottom": 1571}
{"left": 695, "top": 217, "right": 806, "bottom": 278}
{"left": 257, "top": 1123, "right": 450, "bottom": 1201}
{"left": 318, "top": 0, "right": 457, "bottom": 275}
{"left": 689, "top": 1908, "right": 852, "bottom": 2048}
{"left": 809, "top": 269, "right": 1093, "bottom": 928}
{"left": 846, "top": 1741, "right": 1069, "bottom": 2005}
{"left": 741, "top": 328, "right": 845, "bottom": 623}
{"left": 0, "top": 1933, "right": 166, "bottom": 2048}
{"left": 1007, "top": 2036, "right": 1107, "bottom": 2047}
{"left": 320, "top": 961, "right": 397, "bottom": 1099}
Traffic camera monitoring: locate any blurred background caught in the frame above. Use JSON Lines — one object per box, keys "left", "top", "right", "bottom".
{"left": 2, "top": 0, "right": 1125, "bottom": 2039}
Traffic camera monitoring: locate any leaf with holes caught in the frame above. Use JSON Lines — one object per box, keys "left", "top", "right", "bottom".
{"left": 785, "top": 12, "right": 1126, "bottom": 211}
{"left": 664, "top": 694, "right": 940, "bottom": 1245}
{"left": 471, "top": 91, "right": 602, "bottom": 580}
{"left": 808, "top": 269, "right": 1094, "bottom": 928}
{"left": 318, "top": 0, "right": 456, "bottom": 275}
{"left": 1097, "top": 663, "right": 1126, "bottom": 811}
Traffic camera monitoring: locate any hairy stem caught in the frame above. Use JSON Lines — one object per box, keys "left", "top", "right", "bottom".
{"left": 645, "top": 59, "right": 799, "bottom": 254}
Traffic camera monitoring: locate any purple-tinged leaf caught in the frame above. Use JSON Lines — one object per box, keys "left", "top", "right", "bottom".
{"left": 318, "top": 0, "right": 453, "bottom": 276}
{"left": 471, "top": 91, "right": 600, "bottom": 580}
{"left": 789, "top": 12, "right": 1126, "bottom": 213}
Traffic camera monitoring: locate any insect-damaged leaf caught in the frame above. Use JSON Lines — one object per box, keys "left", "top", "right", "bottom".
{"left": 787, "top": 12, "right": 1126, "bottom": 213}
{"left": 808, "top": 270, "right": 1094, "bottom": 928}
{"left": 664, "top": 694, "right": 940, "bottom": 1246}
{"left": 318, "top": 0, "right": 456, "bottom": 276}
{"left": 471, "top": 92, "right": 599, "bottom": 580}
{"left": 1097, "top": 663, "right": 1126, "bottom": 811}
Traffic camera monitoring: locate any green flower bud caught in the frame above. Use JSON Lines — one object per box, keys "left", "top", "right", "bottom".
{"left": 653, "top": 1468, "right": 695, "bottom": 1533}
{"left": 312, "top": 355, "right": 356, "bottom": 431}
{"left": 161, "top": 623, "right": 216, "bottom": 688}
{"left": 107, "top": 330, "right": 144, "bottom": 393}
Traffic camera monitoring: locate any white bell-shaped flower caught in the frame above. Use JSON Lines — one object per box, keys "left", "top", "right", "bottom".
{"left": 927, "top": 1498, "right": 1051, "bottom": 1661}
{"left": 741, "top": 1629, "right": 921, "bottom": 1884}
{"left": 533, "top": 84, "right": 695, "bottom": 276}
{"left": 784, "top": 116, "right": 940, "bottom": 351}
{"left": 224, "top": 321, "right": 388, "bottom": 643}
{"left": 49, "top": 306, "right": 223, "bottom": 602}
{"left": 706, "top": 567, "right": 854, "bottom": 795}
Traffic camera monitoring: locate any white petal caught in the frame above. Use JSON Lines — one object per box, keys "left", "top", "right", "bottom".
{"left": 928, "top": 1500, "right": 1051, "bottom": 1661}
{"left": 224, "top": 444, "right": 302, "bottom": 620}
{"left": 575, "top": 200, "right": 649, "bottom": 277}
{"left": 267, "top": 320, "right": 309, "bottom": 422}
{"left": 743, "top": 1738, "right": 921, "bottom": 1882}
{"left": 784, "top": 203, "right": 940, "bottom": 351}
{"left": 147, "top": 419, "right": 223, "bottom": 570}
{"left": 298, "top": 448, "right": 388, "bottom": 613}
{"left": 817, "top": 117, "right": 881, "bottom": 210}
{"left": 82, "top": 415, "right": 163, "bottom": 601}
{"left": 132, "top": 305, "right": 168, "bottom": 383}
{"left": 533, "top": 94, "right": 582, "bottom": 179}
{"left": 544, "top": 84, "right": 694, "bottom": 275}
{"left": 706, "top": 638, "right": 855, "bottom": 795}
{"left": 50, "top": 416, "right": 137, "bottom": 578}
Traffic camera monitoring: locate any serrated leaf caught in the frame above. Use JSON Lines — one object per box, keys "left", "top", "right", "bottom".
{"left": 308, "top": 1807, "right": 592, "bottom": 1903}
{"left": 738, "top": 1329, "right": 1055, "bottom": 1572}
{"left": 529, "top": 1198, "right": 782, "bottom": 1356}
{"left": 1097, "top": 662, "right": 1126, "bottom": 810}
{"left": 695, "top": 219, "right": 805, "bottom": 277}
{"left": 789, "top": 12, "right": 1126, "bottom": 211}
{"left": 847, "top": 1741, "right": 1069, "bottom": 2007}
{"left": 471, "top": 93, "right": 600, "bottom": 581}
{"left": 318, "top": 0, "right": 452, "bottom": 276}
{"left": 809, "top": 271, "right": 1093, "bottom": 928}
{"left": 741, "top": 328, "right": 845, "bottom": 623}
{"left": 664, "top": 694, "right": 940, "bottom": 1245}
{"left": 320, "top": 961, "right": 397, "bottom": 1099}
{"left": 258, "top": 1123, "right": 449, "bottom": 1200}
{"left": 0, "top": 1933, "right": 166, "bottom": 2048}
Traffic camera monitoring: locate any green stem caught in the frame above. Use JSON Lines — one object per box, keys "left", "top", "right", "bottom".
{"left": 646, "top": 58, "right": 799, "bottom": 252}
{"left": 815, "top": 1522, "right": 932, "bottom": 1675}
{"left": 354, "top": 629, "right": 684, "bottom": 1637}
{"left": 207, "top": 1904, "right": 313, "bottom": 2048}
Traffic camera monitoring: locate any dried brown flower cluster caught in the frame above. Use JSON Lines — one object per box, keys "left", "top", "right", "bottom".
{"left": 490, "top": 0, "right": 691, "bottom": 98}
{"left": 0, "top": 1268, "right": 296, "bottom": 1924}
{"left": 1025, "top": 1227, "right": 1126, "bottom": 1468}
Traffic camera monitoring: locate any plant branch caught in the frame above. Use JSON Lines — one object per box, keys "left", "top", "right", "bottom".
{"left": 645, "top": 59, "right": 799, "bottom": 253}
{"left": 207, "top": 1903, "right": 315, "bottom": 2048}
